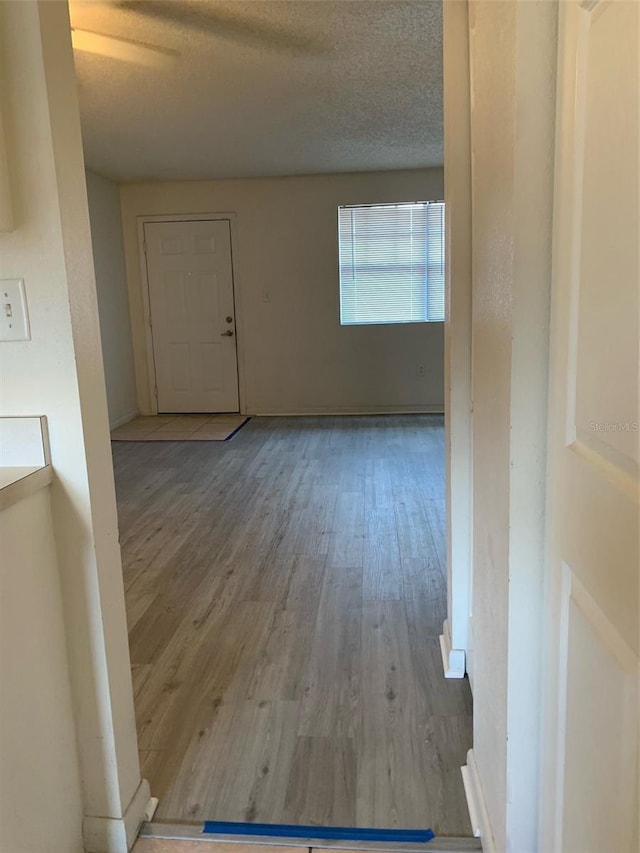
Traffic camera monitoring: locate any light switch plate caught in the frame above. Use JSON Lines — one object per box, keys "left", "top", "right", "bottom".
{"left": 0, "top": 279, "right": 31, "bottom": 341}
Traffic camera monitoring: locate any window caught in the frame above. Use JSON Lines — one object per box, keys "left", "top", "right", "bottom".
{"left": 338, "top": 201, "right": 445, "bottom": 325}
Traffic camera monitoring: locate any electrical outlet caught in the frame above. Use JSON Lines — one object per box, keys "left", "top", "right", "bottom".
{"left": 0, "top": 279, "right": 30, "bottom": 341}
{"left": 416, "top": 364, "right": 425, "bottom": 377}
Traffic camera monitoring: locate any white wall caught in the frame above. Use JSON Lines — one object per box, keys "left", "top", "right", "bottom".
{"left": 86, "top": 171, "right": 138, "bottom": 429}
{"left": 0, "top": 2, "right": 147, "bottom": 850}
{"left": 467, "top": 4, "right": 516, "bottom": 842}
{"left": 463, "top": 1, "right": 558, "bottom": 851}
{"left": 0, "top": 489, "right": 84, "bottom": 853}
{"left": 119, "top": 169, "right": 445, "bottom": 416}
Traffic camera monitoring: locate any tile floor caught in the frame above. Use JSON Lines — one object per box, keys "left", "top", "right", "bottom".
{"left": 111, "top": 414, "right": 249, "bottom": 442}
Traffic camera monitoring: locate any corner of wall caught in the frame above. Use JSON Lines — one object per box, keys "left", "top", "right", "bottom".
{"left": 461, "top": 749, "right": 498, "bottom": 853}
{"left": 439, "top": 618, "right": 466, "bottom": 678}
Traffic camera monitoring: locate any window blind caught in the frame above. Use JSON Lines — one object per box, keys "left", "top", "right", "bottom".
{"left": 338, "top": 201, "right": 445, "bottom": 325}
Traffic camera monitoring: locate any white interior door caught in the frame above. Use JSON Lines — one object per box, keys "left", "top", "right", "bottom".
{"left": 541, "top": 2, "right": 639, "bottom": 852}
{"left": 145, "top": 219, "right": 239, "bottom": 413}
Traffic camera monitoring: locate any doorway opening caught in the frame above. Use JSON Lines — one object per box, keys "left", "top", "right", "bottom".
{"left": 74, "top": 0, "right": 476, "bottom": 843}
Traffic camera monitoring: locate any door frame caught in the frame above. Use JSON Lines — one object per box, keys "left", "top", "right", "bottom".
{"left": 441, "top": 0, "right": 474, "bottom": 683}
{"left": 136, "top": 212, "right": 246, "bottom": 415}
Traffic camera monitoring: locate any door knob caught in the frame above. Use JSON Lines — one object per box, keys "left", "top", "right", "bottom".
{"left": 220, "top": 330, "right": 234, "bottom": 336}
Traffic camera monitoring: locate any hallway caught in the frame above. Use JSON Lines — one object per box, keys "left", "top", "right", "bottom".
{"left": 113, "top": 416, "right": 472, "bottom": 834}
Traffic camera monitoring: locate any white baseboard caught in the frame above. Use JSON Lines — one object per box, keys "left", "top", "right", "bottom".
{"left": 461, "top": 750, "right": 497, "bottom": 853}
{"left": 83, "top": 778, "right": 152, "bottom": 852}
{"left": 128, "top": 407, "right": 445, "bottom": 419}
{"left": 109, "top": 410, "right": 139, "bottom": 431}
{"left": 248, "top": 405, "right": 445, "bottom": 416}
{"left": 143, "top": 797, "right": 159, "bottom": 822}
{"left": 439, "top": 618, "right": 466, "bottom": 678}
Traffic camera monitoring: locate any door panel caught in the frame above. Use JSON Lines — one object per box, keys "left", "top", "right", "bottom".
{"left": 542, "top": 2, "right": 639, "bottom": 851}
{"left": 144, "top": 219, "right": 239, "bottom": 413}
{"left": 560, "top": 572, "right": 638, "bottom": 853}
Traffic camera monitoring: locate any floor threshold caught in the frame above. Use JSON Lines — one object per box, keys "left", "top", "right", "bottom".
{"left": 139, "top": 822, "right": 482, "bottom": 852}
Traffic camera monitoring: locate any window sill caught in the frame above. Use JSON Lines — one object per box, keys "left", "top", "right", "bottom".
{"left": 0, "top": 464, "right": 53, "bottom": 512}
{"left": 0, "top": 416, "right": 52, "bottom": 510}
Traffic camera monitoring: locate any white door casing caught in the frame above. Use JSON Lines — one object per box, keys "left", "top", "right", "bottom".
{"left": 144, "top": 218, "right": 239, "bottom": 413}
{"left": 442, "top": 0, "right": 473, "bottom": 682}
{"left": 541, "top": 2, "right": 639, "bottom": 852}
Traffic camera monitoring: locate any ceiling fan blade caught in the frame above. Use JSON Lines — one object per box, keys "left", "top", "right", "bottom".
{"left": 114, "top": 1, "right": 327, "bottom": 56}
{"left": 71, "top": 27, "right": 178, "bottom": 68}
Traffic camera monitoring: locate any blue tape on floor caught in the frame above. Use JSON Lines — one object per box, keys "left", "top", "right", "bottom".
{"left": 202, "top": 821, "right": 436, "bottom": 843}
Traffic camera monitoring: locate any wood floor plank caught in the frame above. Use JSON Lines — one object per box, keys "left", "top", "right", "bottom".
{"left": 297, "top": 563, "right": 363, "bottom": 739}
{"left": 113, "top": 415, "right": 473, "bottom": 833}
{"left": 356, "top": 602, "right": 471, "bottom": 832}
{"left": 291, "top": 477, "right": 338, "bottom": 558}
{"left": 363, "top": 459, "right": 403, "bottom": 601}
{"left": 160, "top": 700, "right": 300, "bottom": 822}
{"left": 393, "top": 491, "right": 440, "bottom": 567}
{"left": 242, "top": 555, "right": 327, "bottom": 702}
{"left": 403, "top": 613, "right": 472, "bottom": 718}
{"left": 422, "top": 499, "right": 447, "bottom": 577}
{"left": 356, "top": 601, "right": 429, "bottom": 828}
{"left": 136, "top": 600, "right": 274, "bottom": 754}
{"left": 283, "top": 736, "right": 356, "bottom": 826}
{"left": 422, "top": 715, "right": 474, "bottom": 836}
{"left": 326, "top": 491, "right": 365, "bottom": 569}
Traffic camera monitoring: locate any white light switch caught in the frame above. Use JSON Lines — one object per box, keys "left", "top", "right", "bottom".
{"left": 0, "top": 279, "right": 30, "bottom": 341}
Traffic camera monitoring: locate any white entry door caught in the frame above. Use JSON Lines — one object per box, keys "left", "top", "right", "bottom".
{"left": 541, "top": 2, "right": 639, "bottom": 852}
{"left": 144, "top": 219, "right": 239, "bottom": 413}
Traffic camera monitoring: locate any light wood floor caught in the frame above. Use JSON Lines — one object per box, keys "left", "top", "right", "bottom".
{"left": 113, "top": 416, "right": 473, "bottom": 835}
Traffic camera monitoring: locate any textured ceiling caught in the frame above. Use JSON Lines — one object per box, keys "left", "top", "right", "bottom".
{"left": 71, "top": 0, "right": 443, "bottom": 181}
